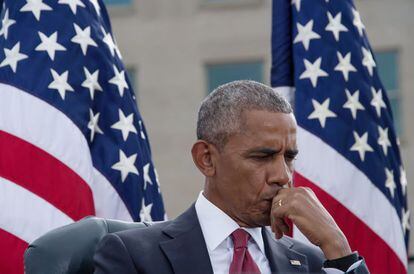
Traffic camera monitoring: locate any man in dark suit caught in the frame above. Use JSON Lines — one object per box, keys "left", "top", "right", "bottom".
{"left": 94, "top": 80, "right": 369, "bottom": 274}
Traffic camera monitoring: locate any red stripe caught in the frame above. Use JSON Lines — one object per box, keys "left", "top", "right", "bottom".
{"left": 294, "top": 172, "right": 406, "bottom": 274}
{"left": 0, "top": 130, "right": 95, "bottom": 220}
{"left": 0, "top": 229, "right": 27, "bottom": 274}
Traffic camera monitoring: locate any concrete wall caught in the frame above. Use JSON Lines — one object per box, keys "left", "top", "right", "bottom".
{"left": 107, "top": 0, "right": 414, "bottom": 261}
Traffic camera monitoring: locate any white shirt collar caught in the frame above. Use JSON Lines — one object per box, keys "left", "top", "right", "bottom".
{"left": 195, "top": 191, "right": 266, "bottom": 255}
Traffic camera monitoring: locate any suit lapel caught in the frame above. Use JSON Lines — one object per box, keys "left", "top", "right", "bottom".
{"left": 262, "top": 228, "right": 309, "bottom": 273}
{"left": 159, "top": 205, "right": 214, "bottom": 274}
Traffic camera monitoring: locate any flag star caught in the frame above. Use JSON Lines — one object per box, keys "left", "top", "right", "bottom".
{"left": 370, "top": 87, "right": 386, "bottom": 117}
{"left": 325, "top": 12, "right": 348, "bottom": 41}
{"left": 0, "top": 42, "right": 28, "bottom": 73}
{"left": 35, "top": 31, "right": 66, "bottom": 61}
{"left": 111, "top": 150, "right": 139, "bottom": 182}
{"left": 139, "top": 199, "right": 153, "bottom": 222}
{"left": 385, "top": 168, "right": 396, "bottom": 198}
{"left": 343, "top": 89, "right": 365, "bottom": 120}
{"left": 335, "top": 52, "right": 356, "bottom": 81}
{"left": 350, "top": 131, "right": 373, "bottom": 161}
{"left": 87, "top": 109, "right": 103, "bottom": 142}
{"left": 102, "top": 27, "right": 117, "bottom": 57}
{"left": 111, "top": 109, "right": 137, "bottom": 141}
{"left": 89, "top": 0, "right": 101, "bottom": 16}
{"left": 109, "top": 65, "right": 128, "bottom": 96}
{"left": 82, "top": 67, "right": 102, "bottom": 99}
{"left": 143, "top": 163, "right": 154, "bottom": 190}
{"left": 139, "top": 120, "right": 146, "bottom": 139}
{"left": 308, "top": 98, "right": 337, "bottom": 128}
{"left": 115, "top": 43, "right": 123, "bottom": 59}
{"left": 291, "top": 0, "right": 301, "bottom": 11}
{"left": 294, "top": 20, "right": 320, "bottom": 50}
{"left": 48, "top": 69, "right": 74, "bottom": 100}
{"left": 154, "top": 168, "right": 161, "bottom": 193}
{"left": 352, "top": 8, "right": 365, "bottom": 36}
{"left": 377, "top": 126, "right": 391, "bottom": 156}
{"left": 362, "top": 47, "right": 376, "bottom": 76}
{"left": 20, "top": 0, "right": 52, "bottom": 21}
{"left": 58, "top": 0, "right": 85, "bottom": 14}
{"left": 299, "top": 57, "right": 328, "bottom": 87}
{"left": 0, "top": 9, "right": 16, "bottom": 39}
{"left": 71, "top": 24, "right": 97, "bottom": 55}
{"left": 400, "top": 167, "right": 407, "bottom": 196}
{"left": 402, "top": 208, "right": 410, "bottom": 236}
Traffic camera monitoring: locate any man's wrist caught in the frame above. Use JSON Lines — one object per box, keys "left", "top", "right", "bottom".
{"left": 320, "top": 232, "right": 352, "bottom": 260}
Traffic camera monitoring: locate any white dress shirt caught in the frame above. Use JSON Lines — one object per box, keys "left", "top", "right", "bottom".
{"left": 195, "top": 192, "right": 271, "bottom": 274}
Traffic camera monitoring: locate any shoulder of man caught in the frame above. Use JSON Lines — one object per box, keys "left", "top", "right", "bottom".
{"left": 94, "top": 221, "right": 173, "bottom": 274}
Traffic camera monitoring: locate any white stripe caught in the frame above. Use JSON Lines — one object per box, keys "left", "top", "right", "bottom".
{"left": 295, "top": 126, "right": 407, "bottom": 267}
{"left": 0, "top": 177, "right": 73, "bottom": 243}
{"left": 0, "top": 83, "right": 132, "bottom": 221}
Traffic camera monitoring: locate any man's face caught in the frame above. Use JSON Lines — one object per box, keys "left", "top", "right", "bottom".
{"left": 210, "top": 109, "right": 298, "bottom": 227}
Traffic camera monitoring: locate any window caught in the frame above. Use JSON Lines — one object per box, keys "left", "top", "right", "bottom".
{"left": 206, "top": 61, "right": 264, "bottom": 93}
{"left": 103, "top": 0, "right": 132, "bottom": 6}
{"left": 374, "top": 50, "right": 401, "bottom": 134}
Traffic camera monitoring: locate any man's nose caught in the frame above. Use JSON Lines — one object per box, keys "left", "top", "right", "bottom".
{"left": 267, "top": 156, "right": 292, "bottom": 187}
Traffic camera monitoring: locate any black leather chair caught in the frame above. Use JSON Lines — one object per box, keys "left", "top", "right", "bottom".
{"left": 24, "top": 216, "right": 150, "bottom": 274}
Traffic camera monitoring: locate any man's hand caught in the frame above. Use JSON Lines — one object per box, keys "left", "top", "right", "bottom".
{"left": 270, "top": 187, "right": 352, "bottom": 260}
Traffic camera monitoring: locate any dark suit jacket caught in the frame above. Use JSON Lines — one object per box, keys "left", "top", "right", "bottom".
{"left": 93, "top": 205, "right": 369, "bottom": 274}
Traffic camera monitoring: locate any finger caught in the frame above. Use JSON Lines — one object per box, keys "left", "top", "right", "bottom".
{"left": 273, "top": 217, "right": 290, "bottom": 239}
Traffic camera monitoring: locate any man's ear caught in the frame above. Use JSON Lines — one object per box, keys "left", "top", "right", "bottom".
{"left": 191, "top": 140, "right": 217, "bottom": 177}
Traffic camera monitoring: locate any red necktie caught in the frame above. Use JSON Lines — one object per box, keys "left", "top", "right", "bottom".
{"left": 229, "top": 229, "right": 261, "bottom": 274}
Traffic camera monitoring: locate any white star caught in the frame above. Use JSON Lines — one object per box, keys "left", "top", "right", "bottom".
{"left": 0, "top": 10, "right": 16, "bottom": 39}
{"left": 325, "top": 12, "right": 348, "bottom": 41}
{"left": 291, "top": 0, "right": 301, "bottom": 11}
{"left": 0, "top": 42, "right": 28, "bottom": 73}
{"left": 143, "top": 163, "right": 153, "bottom": 190}
{"left": 139, "top": 120, "right": 146, "bottom": 139}
{"left": 370, "top": 87, "right": 386, "bottom": 117}
{"left": 350, "top": 131, "right": 373, "bottom": 161}
{"left": 89, "top": 0, "right": 101, "bottom": 16}
{"left": 402, "top": 208, "right": 410, "bottom": 236}
{"left": 343, "top": 89, "right": 365, "bottom": 120}
{"left": 111, "top": 150, "right": 139, "bottom": 182}
{"left": 102, "top": 27, "right": 117, "bottom": 57}
{"left": 294, "top": 20, "right": 320, "bottom": 50}
{"left": 20, "top": 0, "right": 52, "bottom": 21}
{"left": 385, "top": 168, "right": 396, "bottom": 198}
{"left": 87, "top": 109, "right": 103, "bottom": 142}
{"left": 35, "top": 31, "right": 66, "bottom": 61}
{"left": 139, "top": 199, "right": 153, "bottom": 222}
{"left": 154, "top": 168, "right": 161, "bottom": 193}
{"left": 362, "top": 47, "right": 376, "bottom": 76}
{"left": 299, "top": 57, "right": 328, "bottom": 87}
{"left": 377, "top": 126, "right": 391, "bottom": 156}
{"left": 308, "top": 98, "right": 337, "bottom": 128}
{"left": 335, "top": 52, "right": 356, "bottom": 81}
{"left": 82, "top": 67, "right": 102, "bottom": 99}
{"left": 71, "top": 24, "right": 97, "bottom": 55}
{"left": 111, "top": 109, "right": 137, "bottom": 141}
{"left": 400, "top": 167, "right": 407, "bottom": 196}
{"left": 58, "top": 0, "right": 85, "bottom": 14}
{"left": 109, "top": 65, "right": 128, "bottom": 97}
{"left": 48, "top": 69, "right": 74, "bottom": 100}
{"left": 352, "top": 8, "right": 365, "bottom": 37}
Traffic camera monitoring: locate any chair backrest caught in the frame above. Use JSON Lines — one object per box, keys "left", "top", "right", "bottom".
{"left": 24, "top": 216, "right": 149, "bottom": 274}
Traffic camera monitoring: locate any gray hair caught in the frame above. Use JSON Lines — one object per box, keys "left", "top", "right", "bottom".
{"left": 196, "top": 80, "right": 293, "bottom": 150}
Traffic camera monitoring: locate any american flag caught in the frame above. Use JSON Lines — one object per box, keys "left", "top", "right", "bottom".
{"left": 0, "top": 0, "right": 165, "bottom": 273}
{"left": 271, "top": 0, "right": 409, "bottom": 273}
